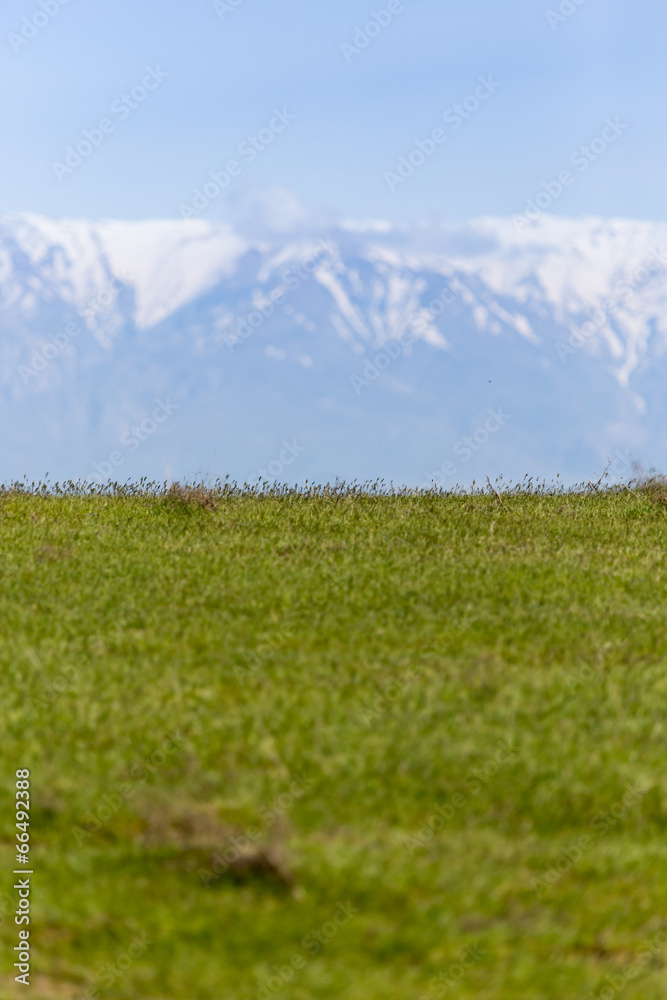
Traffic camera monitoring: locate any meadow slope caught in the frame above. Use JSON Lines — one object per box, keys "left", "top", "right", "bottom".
{"left": 1, "top": 485, "right": 667, "bottom": 1000}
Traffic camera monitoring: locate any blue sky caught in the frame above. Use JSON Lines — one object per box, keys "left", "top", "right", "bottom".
{"left": 1, "top": 0, "right": 665, "bottom": 225}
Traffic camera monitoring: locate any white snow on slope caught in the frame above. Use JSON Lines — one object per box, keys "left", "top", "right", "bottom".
{"left": 97, "top": 219, "right": 248, "bottom": 329}
{"left": 0, "top": 214, "right": 249, "bottom": 330}
{"left": 2, "top": 212, "right": 667, "bottom": 387}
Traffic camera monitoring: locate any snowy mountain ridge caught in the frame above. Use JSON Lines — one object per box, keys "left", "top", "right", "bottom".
{"left": 1, "top": 211, "right": 666, "bottom": 484}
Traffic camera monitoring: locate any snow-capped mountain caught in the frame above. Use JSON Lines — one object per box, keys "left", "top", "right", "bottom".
{"left": 1, "top": 211, "right": 666, "bottom": 485}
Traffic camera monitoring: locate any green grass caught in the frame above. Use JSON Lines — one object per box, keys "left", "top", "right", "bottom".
{"left": 2, "top": 483, "right": 667, "bottom": 1000}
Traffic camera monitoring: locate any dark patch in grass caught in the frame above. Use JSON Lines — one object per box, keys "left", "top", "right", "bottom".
{"left": 165, "top": 483, "right": 221, "bottom": 511}
{"left": 222, "top": 845, "right": 296, "bottom": 889}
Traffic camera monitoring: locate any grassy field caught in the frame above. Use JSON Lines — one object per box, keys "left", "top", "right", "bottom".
{"left": 2, "top": 481, "right": 667, "bottom": 1000}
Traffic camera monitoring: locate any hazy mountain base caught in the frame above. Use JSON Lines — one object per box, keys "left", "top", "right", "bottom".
{"left": 1, "top": 482, "right": 667, "bottom": 999}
